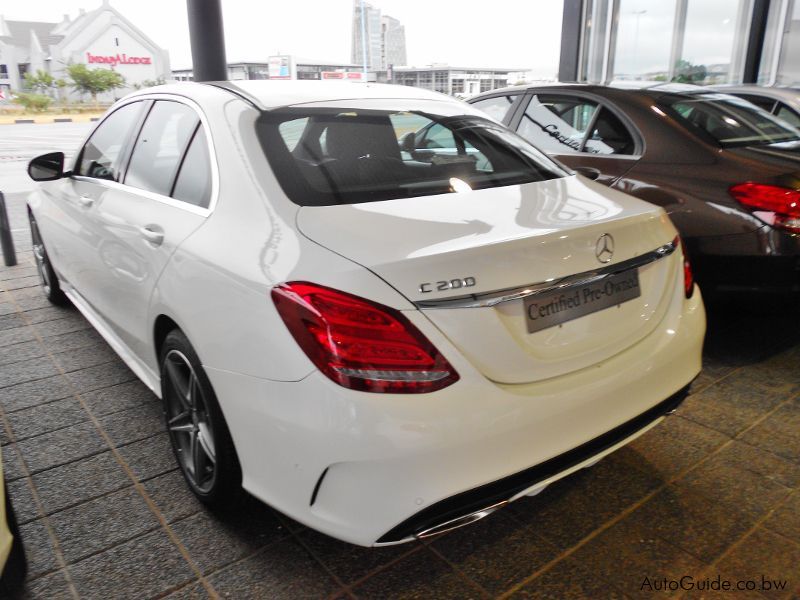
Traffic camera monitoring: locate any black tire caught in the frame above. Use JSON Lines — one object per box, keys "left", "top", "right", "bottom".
{"left": 0, "top": 483, "right": 27, "bottom": 596}
{"left": 160, "top": 329, "right": 242, "bottom": 508}
{"left": 28, "top": 212, "right": 68, "bottom": 306}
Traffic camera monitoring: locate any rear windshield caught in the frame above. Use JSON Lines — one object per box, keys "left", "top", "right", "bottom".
{"left": 256, "top": 105, "right": 566, "bottom": 206}
{"left": 660, "top": 93, "right": 800, "bottom": 148}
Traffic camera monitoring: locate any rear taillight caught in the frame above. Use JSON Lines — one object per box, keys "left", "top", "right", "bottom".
{"left": 729, "top": 182, "right": 800, "bottom": 234}
{"left": 677, "top": 236, "right": 694, "bottom": 298}
{"left": 271, "top": 282, "right": 459, "bottom": 393}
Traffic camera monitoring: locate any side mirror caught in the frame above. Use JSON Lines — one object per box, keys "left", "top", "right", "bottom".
{"left": 28, "top": 152, "right": 66, "bottom": 182}
{"left": 574, "top": 166, "right": 601, "bottom": 181}
{"left": 400, "top": 132, "right": 417, "bottom": 153}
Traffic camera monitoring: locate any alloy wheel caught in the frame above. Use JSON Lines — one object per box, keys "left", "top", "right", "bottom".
{"left": 30, "top": 219, "right": 52, "bottom": 296}
{"left": 163, "top": 349, "right": 217, "bottom": 493}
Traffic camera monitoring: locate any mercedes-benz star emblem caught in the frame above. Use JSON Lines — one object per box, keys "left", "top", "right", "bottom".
{"left": 595, "top": 233, "right": 614, "bottom": 263}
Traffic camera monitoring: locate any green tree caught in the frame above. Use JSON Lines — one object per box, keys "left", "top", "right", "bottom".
{"left": 12, "top": 92, "right": 53, "bottom": 112}
{"left": 23, "top": 69, "right": 55, "bottom": 94}
{"left": 67, "top": 64, "right": 126, "bottom": 106}
{"left": 672, "top": 59, "right": 707, "bottom": 84}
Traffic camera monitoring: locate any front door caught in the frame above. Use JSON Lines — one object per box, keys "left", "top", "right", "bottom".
{"left": 71, "top": 99, "right": 213, "bottom": 363}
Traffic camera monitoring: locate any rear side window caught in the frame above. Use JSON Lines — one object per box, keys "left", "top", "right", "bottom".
{"left": 77, "top": 102, "right": 143, "bottom": 180}
{"left": 470, "top": 94, "right": 519, "bottom": 123}
{"left": 125, "top": 101, "right": 199, "bottom": 196}
{"left": 257, "top": 107, "right": 566, "bottom": 206}
{"left": 584, "top": 109, "right": 636, "bottom": 155}
{"left": 172, "top": 127, "right": 212, "bottom": 208}
{"left": 517, "top": 95, "right": 599, "bottom": 154}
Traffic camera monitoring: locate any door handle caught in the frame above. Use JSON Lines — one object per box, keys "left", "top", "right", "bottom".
{"left": 140, "top": 225, "right": 164, "bottom": 246}
{"left": 78, "top": 195, "right": 94, "bottom": 208}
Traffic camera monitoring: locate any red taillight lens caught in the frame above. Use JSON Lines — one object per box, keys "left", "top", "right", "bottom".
{"left": 729, "top": 182, "right": 800, "bottom": 234}
{"left": 677, "top": 236, "right": 694, "bottom": 298}
{"left": 271, "top": 282, "right": 459, "bottom": 393}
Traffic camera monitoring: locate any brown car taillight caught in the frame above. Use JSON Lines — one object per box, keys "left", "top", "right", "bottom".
{"left": 729, "top": 182, "right": 800, "bottom": 234}
{"left": 677, "top": 236, "right": 694, "bottom": 299}
{"left": 271, "top": 282, "right": 459, "bottom": 393}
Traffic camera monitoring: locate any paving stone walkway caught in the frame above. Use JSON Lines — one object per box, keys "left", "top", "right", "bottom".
{"left": 1, "top": 229, "right": 799, "bottom": 599}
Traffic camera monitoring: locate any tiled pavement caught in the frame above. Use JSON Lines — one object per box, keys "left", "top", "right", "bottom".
{"left": 1, "top": 231, "right": 799, "bottom": 599}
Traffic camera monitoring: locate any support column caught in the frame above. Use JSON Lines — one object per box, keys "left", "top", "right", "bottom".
{"left": 559, "top": 0, "right": 584, "bottom": 82}
{"left": 186, "top": 0, "right": 228, "bottom": 82}
{"left": 743, "top": 0, "right": 771, "bottom": 83}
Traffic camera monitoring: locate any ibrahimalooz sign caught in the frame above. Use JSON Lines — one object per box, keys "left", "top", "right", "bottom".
{"left": 86, "top": 52, "right": 151, "bottom": 66}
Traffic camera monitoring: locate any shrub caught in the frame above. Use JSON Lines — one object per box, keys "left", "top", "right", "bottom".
{"left": 12, "top": 92, "right": 53, "bottom": 112}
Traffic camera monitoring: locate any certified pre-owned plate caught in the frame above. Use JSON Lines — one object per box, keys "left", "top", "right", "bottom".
{"left": 524, "top": 269, "right": 641, "bottom": 334}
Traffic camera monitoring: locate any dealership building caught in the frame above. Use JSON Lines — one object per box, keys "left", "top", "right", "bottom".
{"left": 0, "top": 0, "right": 170, "bottom": 101}
{"left": 392, "top": 65, "right": 529, "bottom": 97}
{"left": 172, "top": 56, "right": 365, "bottom": 83}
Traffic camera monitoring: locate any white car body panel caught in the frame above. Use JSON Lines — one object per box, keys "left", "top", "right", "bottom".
{"left": 27, "top": 81, "right": 705, "bottom": 546}
{"left": 0, "top": 447, "right": 11, "bottom": 572}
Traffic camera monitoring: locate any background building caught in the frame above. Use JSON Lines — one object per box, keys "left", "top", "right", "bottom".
{"left": 381, "top": 15, "right": 407, "bottom": 71}
{"left": 0, "top": 0, "right": 170, "bottom": 101}
{"left": 393, "top": 65, "right": 526, "bottom": 97}
{"left": 172, "top": 57, "right": 363, "bottom": 83}
{"left": 351, "top": 0, "right": 407, "bottom": 72}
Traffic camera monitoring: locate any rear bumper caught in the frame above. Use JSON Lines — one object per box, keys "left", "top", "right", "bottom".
{"left": 687, "top": 227, "right": 800, "bottom": 297}
{"left": 205, "top": 283, "right": 704, "bottom": 546}
{"left": 377, "top": 384, "right": 689, "bottom": 544}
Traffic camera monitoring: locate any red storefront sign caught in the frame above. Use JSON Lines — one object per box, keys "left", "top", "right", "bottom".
{"left": 86, "top": 53, "right": 152, "bottom": 66}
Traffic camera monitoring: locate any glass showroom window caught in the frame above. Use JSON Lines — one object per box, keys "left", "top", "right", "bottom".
{"left": 679, "top": 0, "right": 752, "bottom": 84}
{"left": 760, "top": 0, "right": 800, "bottom": 85}
{"left": 584, "top": 0, "right": 753, "bottom": 84}
{"left": 612, "top": 0, "right": 677, "bottom": 80}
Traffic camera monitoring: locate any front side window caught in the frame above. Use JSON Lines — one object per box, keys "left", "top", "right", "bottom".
{"left": 257, "top": 105, "right": 566, "bottom": 207}
{"left": 77, "top": 102, "right": 143, "bottom": 180}
{"left": 517, "top": 95, "right": 599, "bottom": 154}
{"left": 662, "top": 94, "right": 800, "bottom": 147}
{"left": 736, "top": 94, "right": 777, "bottom": 113}
{"left": 471, "top": 94, "right": 519, "bottom": 123}
{"left": 775, "top": 103, "right": 800, "bottom": 129}
{"left": 125, "top": 101, "right": 199, "bottom": 196}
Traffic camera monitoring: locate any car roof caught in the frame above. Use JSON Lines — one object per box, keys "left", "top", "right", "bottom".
{"left": 470, "top": 80, "right": 786, "bottom": 105}
{"left": 138, "top": 80, "right": 456, "bottom": 111}
{"left": 706, "top": 84, "right": 800, "bottom": 104}
{"left": 469, "top": 80, "right": 707, "bottom": 100}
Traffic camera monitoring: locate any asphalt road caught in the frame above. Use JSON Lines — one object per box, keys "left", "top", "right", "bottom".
{"left": 0, "top": 122, "right": 92, "bottom": 249}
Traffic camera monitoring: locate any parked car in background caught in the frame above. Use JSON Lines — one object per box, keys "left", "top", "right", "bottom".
{"left": 710, "top": 84, "right": 800, "bottom": 129}
{"left": 0, "top": 447, "right": 26, "bottom": 594}
{"left": 26, "top": 81, "right": 704, "bottom": 546}
{"left": 469, "top": 83, "right": 800, "bottom": 300}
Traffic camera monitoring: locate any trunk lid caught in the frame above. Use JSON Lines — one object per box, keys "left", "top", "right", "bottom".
{"left": 297, "top": 175, "right": 680, "bottom": 384}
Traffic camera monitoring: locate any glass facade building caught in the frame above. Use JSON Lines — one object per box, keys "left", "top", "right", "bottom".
{"left": 351, "top": 0, "right": 407, "bottom": 72}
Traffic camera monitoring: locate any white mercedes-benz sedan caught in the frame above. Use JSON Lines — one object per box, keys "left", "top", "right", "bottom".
{"left": 26, "top": 81, "right": 705, "bottom": 546}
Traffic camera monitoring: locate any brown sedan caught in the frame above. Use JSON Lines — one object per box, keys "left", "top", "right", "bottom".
{"left": 467, "top": 83, "right": 800, "bottom": 299}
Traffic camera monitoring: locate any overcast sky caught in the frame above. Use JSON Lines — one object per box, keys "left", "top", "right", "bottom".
{"left": 3, "top": 0, "right": 565, "bottom": 76}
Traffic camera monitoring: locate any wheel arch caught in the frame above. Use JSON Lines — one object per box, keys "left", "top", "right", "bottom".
{"left": 153, "top": 313, "right": 181, "bottom": 366}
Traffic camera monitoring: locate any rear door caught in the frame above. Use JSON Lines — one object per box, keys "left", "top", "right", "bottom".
{"left": 76, "top": 99, "right": 213, "bottom": 361}
{"left": 508, "top": 93, "right": 641, "bottom": 185}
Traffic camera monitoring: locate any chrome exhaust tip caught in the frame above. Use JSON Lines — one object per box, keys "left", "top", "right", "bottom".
{"left": 415, "top": 500, "right": 508, "bottom": 540}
